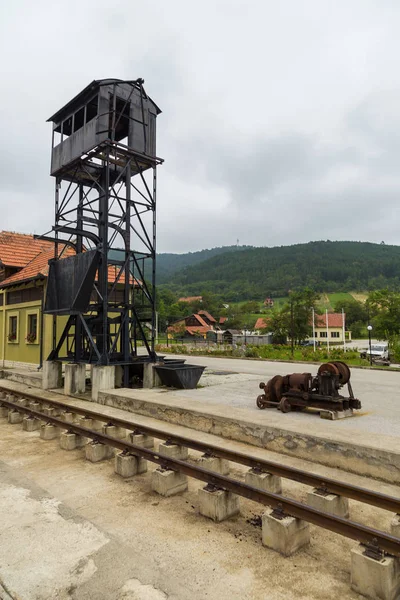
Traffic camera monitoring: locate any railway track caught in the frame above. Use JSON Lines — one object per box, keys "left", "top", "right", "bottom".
{"left": 0, "top": 385, "right": 399, "bottom": 562}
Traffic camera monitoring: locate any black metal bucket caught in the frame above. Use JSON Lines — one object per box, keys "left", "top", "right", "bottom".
{"left": 155, "top": 364, "right": 205, "bottom": 389}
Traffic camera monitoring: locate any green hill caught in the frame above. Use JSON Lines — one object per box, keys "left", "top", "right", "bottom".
{"left": 162, "top": 241, "right": 400, "bottom": 301}
{"left": 156, "top": 245, "right": 252, "bottom": 283}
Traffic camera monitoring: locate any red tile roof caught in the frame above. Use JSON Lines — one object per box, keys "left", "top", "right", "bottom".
{"left": 106, "top": 264, "right": 136, "bottom": 286}
{"left": 0, "top": 231, "right": 53, "bottom": 268}
{"left": 254, "top": 317, "right": 270, "bottom": 330}
{"left": 0, "top": 232, "right": 136, "bottom": 288}
{"left": 1, "top": 245, "right": 75, "bottom": 286}
{"left": 167, "top": 313, "right": 213, "bottom": 335}
{"left": 198, "top": 310, "right": 217, "bottom": 323}
{"left": 185, "top": 326, "right": 210, "bottom": 335}
{"left": 219, "top": 316, "right": 227, "bottom": 324}
{"left": 315, "top": 313, "right": 345, "bottom": 328}
{"left": 194, "top": 314, "right": 211, "bottom": 328}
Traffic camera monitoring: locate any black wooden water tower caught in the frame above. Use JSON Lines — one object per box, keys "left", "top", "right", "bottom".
{"left": 43, "top": 78, "right": 163, "bottom": 386}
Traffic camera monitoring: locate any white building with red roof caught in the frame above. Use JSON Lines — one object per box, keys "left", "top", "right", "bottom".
{"left": 314, "top": 312, "right": 350, "bottom": 342}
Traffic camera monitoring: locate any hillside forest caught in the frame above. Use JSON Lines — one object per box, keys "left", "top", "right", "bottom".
{"left": 158, "top": 240, "right": 400, "bottom": 300}
{"left": 154, "top": 241, "right": 400, "bottom": 348}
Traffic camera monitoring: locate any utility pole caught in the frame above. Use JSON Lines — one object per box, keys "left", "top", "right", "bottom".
{"left": 326, "top": 309, "right": 330, "bottom": 354}
{"left": 290, "top": 297, "right": 294, "bottom": 358}
{"left": 312, "top": 307, "right": 316, "bottom": 352}
{"left": 342, "top": 308, "right": 346, "bottom": 352}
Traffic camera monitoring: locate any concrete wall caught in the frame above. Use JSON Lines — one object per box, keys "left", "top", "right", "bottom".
{"left": 315, "top": 327, "right": 351, "bottom": 342}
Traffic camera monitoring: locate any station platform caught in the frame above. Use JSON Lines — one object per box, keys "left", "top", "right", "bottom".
{"left": 96, "top": 386, "right": 400, "bottom": 484}
{"left": 1, "top": 363, "right": 399, "bottom": 485}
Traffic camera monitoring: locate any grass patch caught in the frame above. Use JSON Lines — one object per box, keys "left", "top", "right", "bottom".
{"left": 155, "top": 343, "right": 370, "bottom": 366}
{"left": 271, "top": 297, "right": 288, "bottom": 308}
{"left": 228, "top": 291, "right": 366, "bottom": 316}
{"left": 327, "top": 292, "right": 353, "bottom": 308}
{"left": 350, "top": 291, "right": 368, "bottom": 303}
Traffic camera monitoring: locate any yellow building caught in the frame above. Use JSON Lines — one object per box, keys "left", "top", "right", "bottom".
{"left": 0, "top": 231, "right": 125, "bottom": 369}
{"left": 0, "top": 232, "right": 67, "bottom": 369}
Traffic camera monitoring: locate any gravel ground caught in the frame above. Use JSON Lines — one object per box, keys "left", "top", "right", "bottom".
{"left": 0, "top": 416, "right": 395, "bottom": 600}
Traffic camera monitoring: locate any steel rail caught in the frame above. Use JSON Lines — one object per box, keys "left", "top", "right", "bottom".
{"left": 1, "top": 386, "right": 400, "bottom": 514}
{"left": 1, "top": 397, "right": 400, "bottom": 558}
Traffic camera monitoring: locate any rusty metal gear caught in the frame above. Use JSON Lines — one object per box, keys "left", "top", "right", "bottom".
{"left": 331, "top": 361, "right": 351, "bottom": 384}
{"left": 318, "top": 362, "right": 340, "bottom": 377}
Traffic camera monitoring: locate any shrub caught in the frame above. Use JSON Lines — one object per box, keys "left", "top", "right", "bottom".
{"left": 245, "top": 346, "right": 259, "bottom": 358}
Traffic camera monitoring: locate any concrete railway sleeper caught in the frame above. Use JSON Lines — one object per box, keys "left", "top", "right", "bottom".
{"left": 1, "top": 395, "right": 400, "bottom": 598}
{"left": 1, "top": 396, "right": 399, "bottom": 551}
{"left": 1, "top": 386, "right": 399, "bottom": 514}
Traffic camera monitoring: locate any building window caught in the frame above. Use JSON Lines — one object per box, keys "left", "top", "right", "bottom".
{"left": 314, "top": 332, "right": 318, "bottom": 337}
{"left": 320, "top": 331, "right": 327, "bottom": 338}
{"left": 8, "top": 314, "right": 18, "bottom": 343}
{"left": 86, "top": 95, "right": 98, "bottom": 123}
{"left": 62, "top": 116, "right": 73, "bottom": 138}
{"left": 331, "top": 331, "right": 340, "bottom": 338}
{"left": 73, "top": 107, "right": 85, "bottom": 132}
{"left": 26, "top": 313, "right": 38, "bottom": 344}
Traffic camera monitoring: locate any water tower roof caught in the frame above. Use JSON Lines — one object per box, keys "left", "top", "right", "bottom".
{"left": 47, "top": 78, "right": 161, "bottom": 123}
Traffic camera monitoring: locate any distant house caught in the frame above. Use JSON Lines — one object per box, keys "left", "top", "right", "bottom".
{"left": 314, "top": 313, "right": 351, "bottom": 342}
{"left": 254, "top": 317, "right": 270, "bottom": 332}
{"left": 167, "top": 313, "right": 213, "bottom": 339}
{"left": 263, "top": 297, "right": 274, "bottom": 307}
{"left": 254, "top": 313, "right": 351, "bottom": 343}
{"left": 178, "top": 295, "right": 202, "bottom": 304}
{"left": 198, "top": 310, "right": 217, "bottom": 327}
{"left": 219, "top": 316, "right": 227, "bottom": 326}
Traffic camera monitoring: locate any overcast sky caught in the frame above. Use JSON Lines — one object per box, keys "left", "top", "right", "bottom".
{"left": 1, "top": 1, "right": 400, "bottom": 253}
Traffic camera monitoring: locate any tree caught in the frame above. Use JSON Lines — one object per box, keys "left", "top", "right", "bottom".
{"left": 157, "top": 289, "right": 185, "bottom": 331}
{"left": 265, "top": 311, "right": 289, "bottom": 344}
{"left": 223, "top": 311, "right": 247, "bottom": 330}
{"left": 265, "top": 288, "right": 320, "bottom": 344}
{"left": 287, "top": 289, "right": 320, "bottom": 344}
{"left": 239, "top": 301, "right": 260, "bottom": 314}
{"left": 200, "top": 291, "right": 223, "bottom": 315}
{"left": 171, "top": 322, "right": 187, "bottom": 340}
{"left": 366, "top": 290, "right": 400, "bottom": 339}
{"left": 333, "top": 298, "right": 368, "bottom": 329}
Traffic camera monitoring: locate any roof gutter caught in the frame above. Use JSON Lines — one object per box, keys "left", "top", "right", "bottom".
{"left": 0, "top": 275, "right": 45, "bottom": 290}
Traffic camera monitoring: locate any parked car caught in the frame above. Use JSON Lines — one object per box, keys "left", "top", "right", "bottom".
{"left": 299, "top": 339, "right": 318, "bottom": 347}
{"left": 360, "top": 343, "right": 390, "bottom": 363}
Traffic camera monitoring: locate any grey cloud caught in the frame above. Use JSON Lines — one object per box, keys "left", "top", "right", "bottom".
{"left": 1, "top": 0, "right": 400, "bottom": 251}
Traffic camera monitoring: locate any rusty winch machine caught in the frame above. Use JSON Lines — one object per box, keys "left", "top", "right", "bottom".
{"left": 256, "top": 361, "right": 361, "bottom": 415}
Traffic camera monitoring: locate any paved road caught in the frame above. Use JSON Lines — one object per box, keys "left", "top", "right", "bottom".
{"left": 165, "top": 353, "right": 400, "bottom": 437}
{"left": 343, "top": 338, "right": 386, "bottom": 351}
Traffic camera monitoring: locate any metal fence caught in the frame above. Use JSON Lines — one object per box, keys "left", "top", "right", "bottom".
{"left": 155, "top": 336, "right": 271, "bottom": 348}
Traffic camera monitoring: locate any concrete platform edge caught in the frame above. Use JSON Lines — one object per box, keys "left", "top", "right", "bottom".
{"left": 1, "top": 374, "right": 399, "bottom": 485}
{"left": 98, "top": 390, "right": 400, "bottom": 484}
